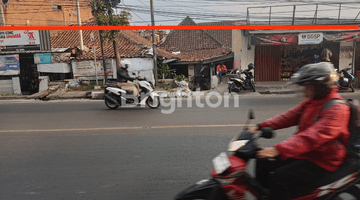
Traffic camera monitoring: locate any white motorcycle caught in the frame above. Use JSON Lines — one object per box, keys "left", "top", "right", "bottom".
{"left": 104, "top": 76, "right": 160, "bottom": 109}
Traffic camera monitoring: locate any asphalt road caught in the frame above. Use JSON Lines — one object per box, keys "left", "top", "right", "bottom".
{"left": 1, "top": 92, "right": 360, "bottom": 200}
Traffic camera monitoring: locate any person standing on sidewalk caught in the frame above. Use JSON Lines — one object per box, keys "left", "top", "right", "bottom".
{"left": 217, "top": 62, "right": 227, "bottom": 84}
{"left": 321, "top": 48, "right": 332, "bottom": 62}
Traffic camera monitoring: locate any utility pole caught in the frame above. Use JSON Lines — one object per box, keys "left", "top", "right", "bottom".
{"left": 150, "top": 0, "right": 158, "bottom": 86}
{"left": 76, "top": 0, "right": 84, "bottom": 51}
{"left": 99, "top": 31, "right": 108, "bottom": 84}
{"left": 93, "top": 9, "right": 108, "bottom": 85}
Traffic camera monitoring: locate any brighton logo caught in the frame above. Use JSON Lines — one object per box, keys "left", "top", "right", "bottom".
{"left": 120, "top": 91, "right": 241, "bottom": 114}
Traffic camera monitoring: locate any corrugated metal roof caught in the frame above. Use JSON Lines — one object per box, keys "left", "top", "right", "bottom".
{"left": 248, "top": 29, "right": 360, "bottom": 35}
{"left": 0, "top": 50, "right": 53, "bottom": 54}
{"left": 51, "top": 48, "right": 69, "bottom": 52}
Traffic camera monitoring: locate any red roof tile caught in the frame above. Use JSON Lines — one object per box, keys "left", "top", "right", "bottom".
{"left": 50, "top": 20, "right": 176, "bottom": 60}
{"left": 159, "top": 16, "right": 233, "bottom": 62}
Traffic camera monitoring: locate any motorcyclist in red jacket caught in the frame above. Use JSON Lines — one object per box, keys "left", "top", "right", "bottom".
{"left": 249, "top": 62, "right": 350, "bottom": 200}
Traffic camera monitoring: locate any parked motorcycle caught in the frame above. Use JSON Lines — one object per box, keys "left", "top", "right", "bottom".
{"left": 336, "top": 63, "right": 355, "bottom": 92}
{"left": 104, "top": 76, "right": 160, "bottom": 109}
{"left": 228, "top": 64, "right": 256, "bottom": 93}
{"left": 174, "top": 110, "right": 360, "bottom": 200}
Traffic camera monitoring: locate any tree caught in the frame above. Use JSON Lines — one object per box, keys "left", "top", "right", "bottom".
{"left": 90, "top": 0, "right": 131, "bottom": 83}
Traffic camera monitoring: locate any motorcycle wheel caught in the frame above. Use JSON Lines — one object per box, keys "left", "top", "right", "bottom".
{"left": 330, "top": 183, "right": 360, "bottom": 200}
{"left": 350, "top": 82, "right": 355, "bottom": 93}
{"left": 146, "top": 96, "right": 160, "bottom": 109}
{"left": 228, "top": 84, "right": 234, "bottom": 93}
{"left": 331, "top": 189, "right": 360, "bottom": 199}
{"left": 105, "top": 93, "right": 119, "bottom": 109}
{"left": 251, "top": 81, "right": 256, "bottom": 92}
{"left": 229, "top": 84, "right": 239, "bottom": 93}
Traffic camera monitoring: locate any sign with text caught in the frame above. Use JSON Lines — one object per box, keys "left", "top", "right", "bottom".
{"left": 0, "top": 54, "right": 20, "bottom": 75}
{"left": 298, "top": 33, "right": 323, "bottom": 45}
{"left": 0, "top": 31, "right": 40, "bottom": 46}
{"left": 34, "top": 53, "right": 71, "bottom": 64}
{"left": 71, "top": 59, "right": 116, "bottom": 79}
{"left": 34, "top": 54, "right": 52, "bottom": 64}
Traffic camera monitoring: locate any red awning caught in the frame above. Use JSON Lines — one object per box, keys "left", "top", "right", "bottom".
{"left": 252, "top": 35, "right": 296, "bottom": 45}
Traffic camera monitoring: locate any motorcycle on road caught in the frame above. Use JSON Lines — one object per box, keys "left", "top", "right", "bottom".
{"left": 104, "top": 76, "right": 160, "bottom": 109}
{"left": 174, "top": 111, "right": 360, "bottom": 200}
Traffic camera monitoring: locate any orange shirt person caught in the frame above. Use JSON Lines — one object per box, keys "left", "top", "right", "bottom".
{"left": 217, "top": 63, "right": 227, "bottom": 83}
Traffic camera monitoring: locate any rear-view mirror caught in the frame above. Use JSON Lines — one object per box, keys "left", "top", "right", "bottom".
{"left": 248, "top": 109, "right": 254, "bottom": 120}
{"left": 261, "top": 128, "right": 274, "bottom": 139}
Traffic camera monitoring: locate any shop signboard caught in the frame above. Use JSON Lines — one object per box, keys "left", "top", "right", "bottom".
{"left": 0, "top": 54, "right": 20, "bottom": 75}
{"left": 71, "top": 59, "right": 116, "bottom": 79}
{"left": 0, "top": 31, "right": 40, "bottom": 46}
{"left": 34, "top": 54, "right": 52, "bottom": 64}
{"left": 298, "top": 33, "right": 323, "bottom": 45}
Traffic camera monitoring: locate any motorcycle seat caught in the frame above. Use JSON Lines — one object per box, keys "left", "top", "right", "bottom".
{"left": 293, "top": 159, "right": 360, "bottom": 198}
{"left": 106, "top": 83, "right": 118, "bottom": 88}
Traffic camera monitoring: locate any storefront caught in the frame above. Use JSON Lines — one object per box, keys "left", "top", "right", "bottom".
{"left": 35, "top": 53, "right": 73, "bottom": 81}
{"left": 0, "top": 30, "right": 51, "bottom": 94}
{"left": 250, "top": 31, "right": 356, "bottom": 82}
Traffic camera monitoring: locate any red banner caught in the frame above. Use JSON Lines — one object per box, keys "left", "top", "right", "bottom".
{"left": 252, "top": 35, "right": 296, "bottom": 45}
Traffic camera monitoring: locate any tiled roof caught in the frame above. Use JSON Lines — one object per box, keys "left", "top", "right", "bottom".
{"left": 50, "top": 20, "right": 176, "bottom": 60}
{"left": 178, "top": 48, "right": 232, "bottom": 62}
{"left": 159, "top": 16, "right": 233, "bottom": 62}
{"left": 198, "top": 21, "right": 237, "bottom": 49}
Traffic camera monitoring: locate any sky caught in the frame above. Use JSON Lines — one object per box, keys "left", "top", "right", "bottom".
{"left": 118, "top": 0, "right": 360, "bottom": 26}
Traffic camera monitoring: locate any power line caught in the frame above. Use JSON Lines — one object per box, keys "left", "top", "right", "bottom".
{"left": 121, "top": 2, "right": 149, "bottom": 25}
{"left": 29, "top": 0, "right": 48, "bottom": 23}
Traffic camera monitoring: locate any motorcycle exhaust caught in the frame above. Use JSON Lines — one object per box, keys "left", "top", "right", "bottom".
{"left": 104, "top": 94, "right": 119, "bottom": 105}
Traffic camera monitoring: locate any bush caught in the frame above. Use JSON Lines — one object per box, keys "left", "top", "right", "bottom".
{"left": 173, "top": 74, "right": 189, "bottom": 82}
{"left": 157, "top": 62, "right": 170, "bottom": 79}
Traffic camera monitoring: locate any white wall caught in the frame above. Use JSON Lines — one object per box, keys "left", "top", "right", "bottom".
{"left": 0, "top": 77, "right": 21, "bottom": 94}
{"left": 240, "top": 31, "right": 255, "bottom": 71}
{"left": 71, "top": 58, "right": 155, "bottom": 84}
{"left": 129, "top": 70, "right": 155, "bottom": 85}
{"left": 339, "top": 41, "right": 353, "bottom": 71}
{"left": 123, "top": 58, "right": 154, "bottom": 72}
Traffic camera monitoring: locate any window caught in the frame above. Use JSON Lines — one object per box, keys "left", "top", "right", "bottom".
{"left": 52, "top": 3, "right": 62, "bottom": 10}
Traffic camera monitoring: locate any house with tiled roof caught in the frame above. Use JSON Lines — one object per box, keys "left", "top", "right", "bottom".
{"left": 49, "top": 19, "right": 178, "bottom": 83}
{"left": 158, "top": 16, "right": 236, "bottom": 90}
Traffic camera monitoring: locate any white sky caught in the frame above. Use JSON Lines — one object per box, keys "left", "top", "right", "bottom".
{"left": 119, "top": 0, "right": 360, "bottom": 26}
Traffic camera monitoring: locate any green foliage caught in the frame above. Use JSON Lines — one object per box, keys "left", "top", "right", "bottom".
{"left": 173, "top": 74, "right": 189, "bottom": 82}
{"left": 90, "top": 0, "right": 131, "bottom": 43}
{"left": 157, "top": 61, "right": 169, "bottom": 79}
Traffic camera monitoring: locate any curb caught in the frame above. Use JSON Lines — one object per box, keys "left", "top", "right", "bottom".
{"left": 0, "top": 90, "right": 299, "bottom": 100}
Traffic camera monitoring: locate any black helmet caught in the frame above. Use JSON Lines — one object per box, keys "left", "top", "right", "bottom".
{"left": 248, "top": 63, "right": 255, "bottom": 70}
{"left": 289, "top": 62, "right": 337, "bottom": 100}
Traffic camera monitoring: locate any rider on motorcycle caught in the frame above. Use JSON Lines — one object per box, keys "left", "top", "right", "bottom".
{"left": 249, "top": 62, "right": 350, "bottom": 200}
{"left": 116, "top": 61, "right": 140, "bottom": 98}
